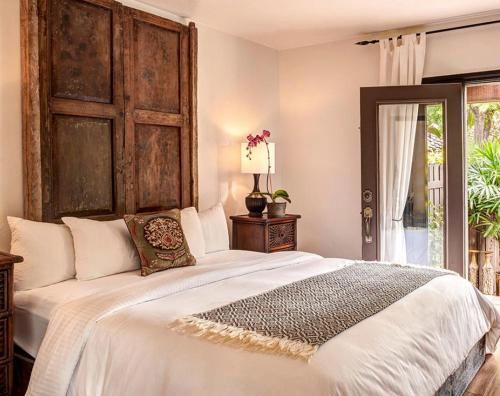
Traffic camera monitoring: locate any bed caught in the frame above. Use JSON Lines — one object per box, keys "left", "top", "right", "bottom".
{"left": 16, "top": 1, "right": 500, "bottom": 394}
{"left": 11, "top": 249, "right": 500, "bottom": 395}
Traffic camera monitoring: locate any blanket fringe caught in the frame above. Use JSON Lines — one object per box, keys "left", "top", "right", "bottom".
{"left": 170, "top": 316, "right": 317, "bottom": 362}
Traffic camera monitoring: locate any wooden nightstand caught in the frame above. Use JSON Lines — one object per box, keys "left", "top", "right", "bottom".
{"left": 230, "top": 214, "right": 301, "bottom": 253}
{"left": 0, "top": 252, "right": 22, "bottom": 396}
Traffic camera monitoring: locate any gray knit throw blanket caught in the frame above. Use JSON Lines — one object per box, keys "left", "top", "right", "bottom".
{"left": 171, "top": 262, "right": 450, "bottom": 362}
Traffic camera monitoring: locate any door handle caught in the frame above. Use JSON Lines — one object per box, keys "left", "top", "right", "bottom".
{"left": 363, "top": 207, "right": 373, "bottom": 244}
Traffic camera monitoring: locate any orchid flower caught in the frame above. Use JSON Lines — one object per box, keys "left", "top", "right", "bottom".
{"left": 246, "top": 130, "right": 271, "bottom": 158}
{"left": 245, "top": 130, "right": 273, "bottom": 194}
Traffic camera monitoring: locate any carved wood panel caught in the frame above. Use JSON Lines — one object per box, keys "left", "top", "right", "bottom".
{"left": 0, "top": 271, "right": 6, "bottom": 314}
{"left": 21, "top": 0, "right": 198, "bottom": 222}
{"left": 0, "top": 363, "right": 7, "bottom": 395}
{"left": 0, "top": 319, "right": 8, "bottom": 362}
{"left": 269, "top": 222, "right": 296, "bottom": 250}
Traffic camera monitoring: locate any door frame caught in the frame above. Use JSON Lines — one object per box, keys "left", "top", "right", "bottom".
{"left": 360, "top": 83, "right": 465, "bottom": 275}
{"left": 423, "top": 69, "right": 500, "bottom": 85}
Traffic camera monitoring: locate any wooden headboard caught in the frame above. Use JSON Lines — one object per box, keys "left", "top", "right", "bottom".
{"left": 21, "top": 0, "right": 198, "bottom": 222}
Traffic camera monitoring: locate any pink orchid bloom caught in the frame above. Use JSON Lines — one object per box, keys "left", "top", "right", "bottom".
{"left": 246, "top": 130, "right": 272, "bottom": 158}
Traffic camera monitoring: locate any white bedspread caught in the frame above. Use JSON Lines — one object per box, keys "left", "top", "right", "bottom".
{"left": 15, "top": 250, "right": 266, "bottom": 357}
{"left": 26, "top": 251, "right": 500, "bottom": 396}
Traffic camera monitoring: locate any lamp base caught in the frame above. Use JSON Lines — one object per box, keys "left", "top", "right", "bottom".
{"left": 245, "top": 194, "right": 267, "bottom": 217}
{"left": 245, "top": 174, "right": 267, "bottom": 217}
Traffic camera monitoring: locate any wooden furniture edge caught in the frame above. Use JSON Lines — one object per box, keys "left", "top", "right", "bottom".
{"left": 21, "top": 0, "right": 43, "bottom": 221}
{"left": 0, "top": 252, "right": 21, "bottom": 394}
{"left": 229, "top": 214, "right": 301, "bottom": 224}
{"left": 13, "top": 345, "right": 34, "bottom": 396}
{"left": 0, "top": 252, "right": 23, "bottom": 266}
{"left": 189, "top": 22, "right": 198, "bottom": 210}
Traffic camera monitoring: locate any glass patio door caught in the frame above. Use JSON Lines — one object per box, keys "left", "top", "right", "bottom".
{"left": 360, "top": 84, "right": 466, "bottom": 276}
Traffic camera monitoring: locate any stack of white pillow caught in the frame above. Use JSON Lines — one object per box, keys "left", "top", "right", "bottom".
{"left": 8, "top": 203, "right": 229, "bottom": 291}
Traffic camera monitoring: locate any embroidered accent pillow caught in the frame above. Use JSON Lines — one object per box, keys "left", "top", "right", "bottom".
{"left": 124, "top": 209, "right": 196, "bottom": 276}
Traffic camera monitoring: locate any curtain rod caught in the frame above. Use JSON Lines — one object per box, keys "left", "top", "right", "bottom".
{"left": 355, "top": 18, "right": 500, "bottom": 45}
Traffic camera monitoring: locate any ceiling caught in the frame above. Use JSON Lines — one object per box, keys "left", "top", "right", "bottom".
{"left": 136, "top": 0, "right": 500, "bottom": 50}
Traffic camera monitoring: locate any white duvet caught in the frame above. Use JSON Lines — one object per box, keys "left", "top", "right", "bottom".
{"left": 26, "top": 251, "right": 500, "bottom": 396}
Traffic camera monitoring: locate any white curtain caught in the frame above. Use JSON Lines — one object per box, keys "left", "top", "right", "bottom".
{"left": 378, "top": 33, "right": 426, "bottom": 263}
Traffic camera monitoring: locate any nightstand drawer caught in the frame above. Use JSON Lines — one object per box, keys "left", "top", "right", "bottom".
{"left": 0, "top": 252, "right": 21, "bottom": 395}
{"left": 0, "top": 363, "right": 10, "bottom": 396}
{"left": 0, "top": 319, "right": 9, "bottom": 362}
{"left": 0, "top": 271, "right": 8, "bottom": 315}
{"left": 269, "top": 222, "right": 296, "bottom": 251}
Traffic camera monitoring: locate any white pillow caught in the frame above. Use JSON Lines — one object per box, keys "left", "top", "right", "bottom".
{"left": 8, "top": 217, "right": 76, "bottom": 291}
{"left": 62, "top": 217, "right": 139, "bottom": 280}
{"left": 180, "top": 207, "right": 205, "bottom": 258}
{"left": 198, "top": 203, "right": 229, "bottom": 253}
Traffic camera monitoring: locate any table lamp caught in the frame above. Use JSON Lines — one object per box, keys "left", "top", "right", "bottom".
{"left": 241, "top": 142, "right": 275, "bottom": 217}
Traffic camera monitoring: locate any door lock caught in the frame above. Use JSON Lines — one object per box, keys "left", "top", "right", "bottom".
{"left": 362, "top": 189, "right": 373, "bottom": 203}
{"left": 363, "top": 206, "right": 373, "bottom": 244}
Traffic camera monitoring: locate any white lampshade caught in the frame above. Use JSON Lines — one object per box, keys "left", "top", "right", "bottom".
{"left": 241, "top": 142, "right": 275, "bottom": 174}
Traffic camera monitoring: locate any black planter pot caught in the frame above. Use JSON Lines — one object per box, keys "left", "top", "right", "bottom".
{"left": 267, "top": 202, "right": 286, "bottom": 218}
{"left": 245, "top": 195, "right": 267, "bottom": 217}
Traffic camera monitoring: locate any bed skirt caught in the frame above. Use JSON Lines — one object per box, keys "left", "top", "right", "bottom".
{"left": 436, "top": 336, "right": 486, "bottom": 396}
{"left": 13, "top": 337, "right": 486, "bottom": 395}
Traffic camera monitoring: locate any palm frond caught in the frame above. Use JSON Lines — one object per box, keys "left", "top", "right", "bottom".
{"left": 468, "top": 140, "right": 500, "bottom": 238}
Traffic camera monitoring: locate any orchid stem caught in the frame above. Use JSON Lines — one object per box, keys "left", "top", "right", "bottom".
{"left": 264, "top": 139, "right": 272, "bottom": 196}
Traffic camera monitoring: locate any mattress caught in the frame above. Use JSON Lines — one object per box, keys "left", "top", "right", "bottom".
{"left": 14, "top": 249, "right": 267, "bottom": 357}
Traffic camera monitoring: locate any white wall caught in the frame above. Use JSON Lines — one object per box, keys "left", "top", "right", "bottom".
{"left": 0, "top": 1, "right": 279, "bottom": 251}
{"left": 279, "top": 24, "right": 500, "bottom": 259}
{"left": 0, "top": 1, "right": 23, "bottom": 252}
{"left": 1, "top": 0, "right": 499, "bottom": 257}
{"left": 197, "top": 25, "right": 280, "bottom": 219}
{"left": 279, "top": 42, "right": 378, "bottom": 258}
{"left": 424, "top": 24, "right": 500, "bottom": 77}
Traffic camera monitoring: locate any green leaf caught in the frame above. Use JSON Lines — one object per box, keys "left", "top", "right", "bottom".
{"left": 272, "top": 189, "right": 291, "bottom": 203}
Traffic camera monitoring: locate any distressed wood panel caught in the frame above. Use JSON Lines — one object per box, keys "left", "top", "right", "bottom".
{"left": 188, "top": 22, "right": 198, "bottom": 209}
{"left": 134, "top": 20, "right": 180, "bottom": 113}
{"left": 21, "top": 0, "right": 197, "bottom": 222}
{"left": 124, "top": 7, "right": 196, "bottom": 213}
{"left": 135, "top": 125, "right": 181, "bottom": 212}
{"left": 50, "top": 0, "right": 113, "bottom": 103}
{"left": 38, "top": 0, "right": 124, "bottom": 221}
{"left": 52, "top": 115, "right": 114, "bottom": 216}
{"left": 21, "top": 0, "right": 43, "bottom": 220}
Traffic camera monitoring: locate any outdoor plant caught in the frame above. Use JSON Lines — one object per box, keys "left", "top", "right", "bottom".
{"left": 468, "top": 140, "right": 500, "bottom": 239}
{"left": 428, "top": 203, "right": 444, "bottom": 268}
{"left": 246, "top": 130, "right": 291, "bottom": 203}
